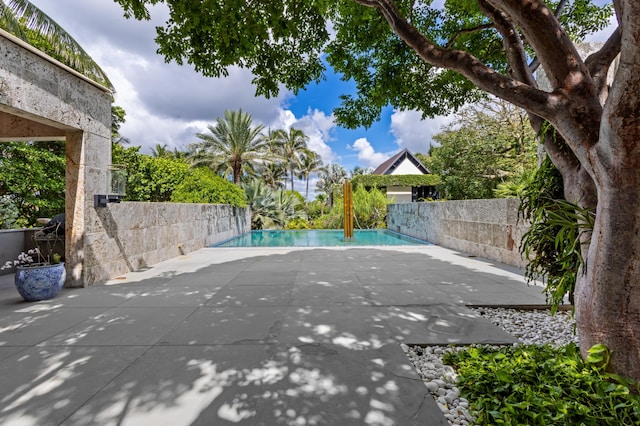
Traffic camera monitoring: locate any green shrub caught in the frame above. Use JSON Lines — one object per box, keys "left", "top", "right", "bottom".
{"left": 171, "top": 168, "right": 247, "bottom": 207}
{"left": 113, "top": 144, "right": 190, "bottom": 202}
{"left": 443, "top": 344, "right": 640, "bottom": 425}
{"left": 352, "top": 173, "right": 441, "bottom": 189}
{"left": 352, "top": 186, "right": 390, "bottom": 229}
{"left": 285, "top": 218, "right": 311, "bottom": 229}
{"left": 0, "top": 196, "right": 19, "bottom": 229}
{"left": 519, "top": 157, "right": 594, "bottom": 309}
{"left": 0, "top": 141, "right": 65, "bottom": 227}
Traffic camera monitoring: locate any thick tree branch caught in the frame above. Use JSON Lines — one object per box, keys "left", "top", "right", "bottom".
{"left": 353, "top": 0, "right": 560, "bottom": 121}
{"left": 585, "top": 28, "right": 621, "bottom": 98}
{"left": 477, "top": 0, "right": 536, "bottom": 87}
{"left": 444, "top": 23, "right": 494, "bottom": 49}
{"left": 485, "top": 0, "right": 604, "bottom": 165}
{"left": 527, "top": 0, "right": 569, "bottom": 73}
{"left": 486, "top": 0, "right": 588, "bottom": 92}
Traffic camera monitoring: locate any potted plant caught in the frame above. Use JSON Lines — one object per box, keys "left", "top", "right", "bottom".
{"left": 1, "top": 247, "right": 66, "bottom": 302}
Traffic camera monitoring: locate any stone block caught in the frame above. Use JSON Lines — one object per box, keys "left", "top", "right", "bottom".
{"left": 478, "top": 222, "right": 493, "bottom": 245}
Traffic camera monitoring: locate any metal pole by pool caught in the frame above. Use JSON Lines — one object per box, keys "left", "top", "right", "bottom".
{"left": 343, "top": 180, "right": 354, "bottom": 240}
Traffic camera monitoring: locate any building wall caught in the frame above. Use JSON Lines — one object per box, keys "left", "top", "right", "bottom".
{"left": 0, "top": 30, "right": 111, "bottom": 287}
{"left": 85, "top": 203, "right": 250, "bottom": 283}
{"left": 387, "top": 199, "right": 527, "bottom": 268}
{"left": 386, "top": 186, "right": 412, "bottom": 203}
{"left": 390, "top": 159, "right": 423, "bottom": 175}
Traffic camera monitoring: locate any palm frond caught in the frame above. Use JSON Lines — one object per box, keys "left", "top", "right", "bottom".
{"left": 1, "top": 0, "right": 113, "bottom": 89}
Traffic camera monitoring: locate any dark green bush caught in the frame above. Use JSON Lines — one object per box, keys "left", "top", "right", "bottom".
{"left": 444, "top": 344, "right": 640, "bottom": 425}
{"left": 113, "top": 144, "right": 189, "bottom": 202}
{"left": 171, "top": 168, "right": 247, "bottom": 207}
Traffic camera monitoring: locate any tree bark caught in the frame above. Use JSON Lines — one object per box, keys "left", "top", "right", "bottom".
{"left": 578, "top": 7, "right": 640, "bottom": 376}
{"left": 576, "top": 186, "right": 640, "bottom": 378}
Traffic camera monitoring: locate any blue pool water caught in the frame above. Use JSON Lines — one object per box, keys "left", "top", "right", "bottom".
{"left": 213, "top": 229, "right": 430, "bottom": 247}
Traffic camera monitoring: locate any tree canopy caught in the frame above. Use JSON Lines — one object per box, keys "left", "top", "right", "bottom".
{"left": 112, "top": 0, "right": 610, "bottom": 126}
{"left": 428, "top": 99, "right": 537, "bottom": 199}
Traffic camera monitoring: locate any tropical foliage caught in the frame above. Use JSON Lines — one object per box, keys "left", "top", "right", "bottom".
{"left": 299, "top": 149, "right": 323, "bottom": 219}
{"left": 443, "top": 343, "right": 640, "bottom": 426}
{"left": 0, "top": 141, "right": 65, "bottom": 227}
{"left": 189, "top": 110, "right": 269, "bottom": 184}
{"left": 317, "top": 186, "right": 391, "bottom": 230}
{"left": 519, "top": 157, "right": 594, "bottom": 310}
{"left": 268, "top": 127, "right": 309, "bottom": 191}
{"left": 0, "top": 0, "right": 112, "bottom": 88}
{"left": 171, "top": 167, "right": 246, "bottom": 207}
{"left": 242, "top": 179, "right": 302, "bottom": 230}
{"left": 427, "top": 100, "right": 537, "bottom": 200}
{"left": 315, "top": 163, "right": 347, "bottom": 209}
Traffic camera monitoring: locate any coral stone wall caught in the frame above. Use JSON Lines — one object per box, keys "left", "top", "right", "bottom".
{"left": 85, "top": 203, "right": 250, "bottom": 283}
{"left": 387, "top": 199, "right": 527, "bottom": 268}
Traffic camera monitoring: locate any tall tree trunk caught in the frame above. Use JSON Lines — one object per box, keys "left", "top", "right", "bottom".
{"left": 576, "top": 186, "right": 640, "bottom": 379}
{"left": 576, "top": 15, "right": 640, "bottom": 379}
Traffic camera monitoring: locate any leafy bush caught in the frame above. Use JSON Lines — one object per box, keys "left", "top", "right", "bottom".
{"left": 443, "top": 344, "right": 640, "bottom": 425}
{"left": 113, "top": 144, "right": 190, "bottom": 202}
{"left": 321, "top": 186, "right": 391, "bottom": 229}
{"left": 0, "top": 141, "right": 65, "bottom": 227}
{"left": 351, "top": 173, "right": 441, "bottom": 188}
{"left": 285, "top": 218, "right": 311, "bottom": 229}
{"left": 519, "top": 157, "right": 594, "bottom": 309}
{"left": 306, "top": 198, "right": 328, "bottom": 220}
{"left": 0, "top": 196, "right": 19, "bottom": 229}
{"left": 352, "top": 186, "right": 390, "bottom": 229}
{"left": 171, "top": 167, "right": 247, "bottom": 207}
{"left": 242, "top": 179, "right": 302, "bottom": 229}
{"left": 494, "top": 168, "right": 534, "bottom": 198}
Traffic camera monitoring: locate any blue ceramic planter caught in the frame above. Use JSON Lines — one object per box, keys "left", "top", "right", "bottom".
{"left": 15, "top": 263, "right": 66, "bottom": 301}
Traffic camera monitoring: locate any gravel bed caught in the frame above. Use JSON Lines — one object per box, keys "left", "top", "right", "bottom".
{"left": 402, "top": 308, "right": 578, "bottom": 425}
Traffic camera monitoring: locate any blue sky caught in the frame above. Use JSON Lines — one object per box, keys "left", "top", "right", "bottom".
{"left": 27, "top": 0, "right": 615, "bottom": 193}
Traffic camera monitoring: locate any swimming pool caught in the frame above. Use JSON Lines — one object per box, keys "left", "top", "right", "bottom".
{"left": 213, "top": 229, "right": 430, "bottom": 247}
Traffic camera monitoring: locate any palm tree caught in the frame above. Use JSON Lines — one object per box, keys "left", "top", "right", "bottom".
{"left": 350, "top": 166, "right": 373, "bottom": 177}
{"left": 260, "top": 128, "right": 288, "bottom": 189}
{"left": 316, "top": 163, "right": 347, "bottom": 210}
{"left": 270, "top": 127, "right": 309, "bottom": 191}
{"left": 299, "top": 149, "right": 323, "bottom": 220}
{"left": 150, "top": 144, "right": 170, "bottom": 158}
{"left": 190, "top": 110, "right": 269, "bottom": 184}
{"left": 0, "top": 0, "right": 112, "bottom": 88}
{"left": 259, "top": 162, "right": 287, "bottom": 189}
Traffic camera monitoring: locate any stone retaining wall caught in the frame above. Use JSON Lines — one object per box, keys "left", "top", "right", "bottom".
{"left": 387, "top": 199, "right": 527, "bottom": 268}
{"left": 85, "top": 202, "right": 250, "bottom": 283}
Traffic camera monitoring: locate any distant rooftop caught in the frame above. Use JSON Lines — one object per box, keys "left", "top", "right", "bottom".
{"left": 372, "top": 148, "right": 430, "bottom": 175}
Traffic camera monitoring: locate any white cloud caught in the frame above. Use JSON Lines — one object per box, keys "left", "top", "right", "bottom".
{"left": 348, "top": 138, "right": 391, "bottom": 169}
{"left": 390, "top": 110, "right": 453, "bottom": 153}
{"left": 279, "top": 109, "right": 338, "bottom": 165}
{"left": 30, "top": 0, "right": 288, "bottom": 154}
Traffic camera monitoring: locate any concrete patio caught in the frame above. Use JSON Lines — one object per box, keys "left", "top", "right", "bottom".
{"left": 0, "top": 245, "right": 548, "bottom": 425}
